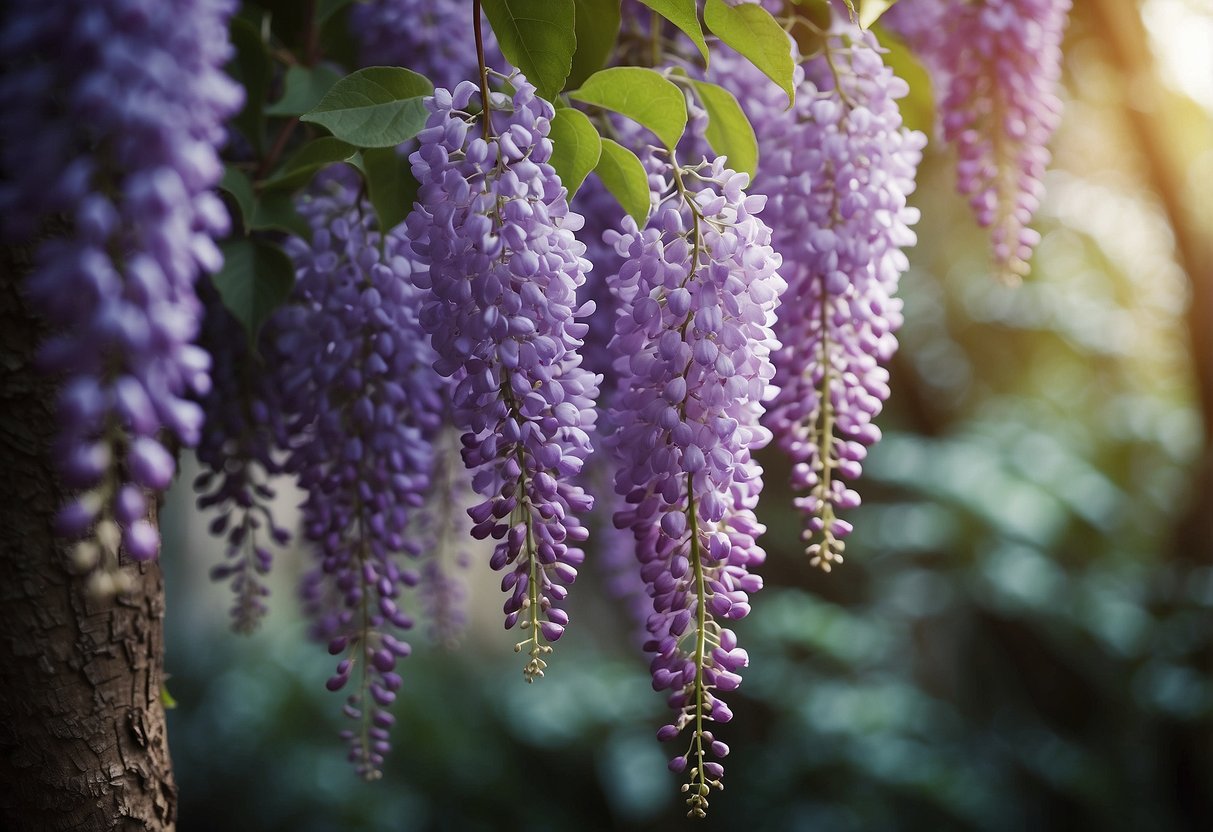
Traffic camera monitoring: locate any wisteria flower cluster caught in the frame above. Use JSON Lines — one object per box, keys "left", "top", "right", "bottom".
{"left": 0, "top": 0, "right": 241, "bottom": 591}
{"left": 606, "top": 155, "right": 783, "bottom": 813}
{"left": 277, "top": 170, "right": 445, "bottom": 779}
{"left": 407, "top": 75, "right": 600, "bottom": 681}
{"left": 193, "top": 278, "right": 291, "bottom": 632}
{"left": 884, "top": 0, "right": 1071, "bottom": 278}
{"left": 707, "top": 16, "right": 924, "bottom": 570}
{"left": 0, "top": 0, "right": 1078, "bottom": 814}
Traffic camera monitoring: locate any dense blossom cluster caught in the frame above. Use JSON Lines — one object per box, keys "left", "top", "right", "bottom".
{"left": 407, "top": 76, "right": 600, "bottom": 681}
{"left": 350, "top": 0, "right": 502, "bottom": 88}
{"left": 277, "top": 170, "right": 444, "bottom": 779}
{"left": 0, "top": 0, "right": 241, "bottom": 590}
{"left": 708, "top": 19, "right": 923, "bottom": 570}
{"left": 884, "top": 0, "right": 1070, "bottom": 278}
{"left": 193, "top": 279, "right": 290, "bottom": 632}
{"left": 606, "top": 156, "right": 783, "bottom": 813}
{"left": 0, "top": 0, "right": 1077, "bottom": 813}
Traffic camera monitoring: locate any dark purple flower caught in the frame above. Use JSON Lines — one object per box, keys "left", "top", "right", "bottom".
{"left": 278, "top": 168, "right": 444, "bottom": 779}
{"left": 0, "top": 0, "right": 242, "bottom": 591}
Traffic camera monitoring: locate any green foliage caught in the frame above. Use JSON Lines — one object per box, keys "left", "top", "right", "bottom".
{"left": 594, "top": 138, "right": 650, "bottom": 224}
{"left": 250, "top": 192, "right": 312, "bottom": 240}
{"left": 301, "top": 67, "right": 433, "bottom": 148}
{"left": 226, "top": 17, "right": 272, "bottom": 152}
{"left": 569, "top": 0, "right": 621, "bottom": 89}
{"left": 266, "top": 64, "right": 343, "bottom": 117}
{"left": 874, "top": 23, "right": 935, "bottom": 136}
{"left": 836, "top": 0, "right": 902, "bottom": 29}
{"left": 219, "top": 166, "right": 257, "bottom": 229}
{"left": 637, "top": 0, "right": 710, "bottom": 66}
{"left": 213, "top": 238, "right": 296, "bottom": 340}
{"left": 548, "top": 108, "right": 602, "bottom": 197}
{"left": 354, "top": 148, "right": 418, "bottom": 234}
{"left": 262, "top": 138, "right": 357, "bottom": 192}
{"left": 703, "top": 0, "right": 796, "bottom": 107}
{"left": 482, "top": 0, "right": 577, "bottom": 100}
{"left": 689, "top": 79, "right": 758, "bottom": 178}
{"left": 569, "top": 67, "right": 687, "bottom": 150}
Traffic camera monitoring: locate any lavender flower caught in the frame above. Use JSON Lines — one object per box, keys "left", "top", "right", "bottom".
{"left": 350, "top": 0, "right": 503, "bottom": 88}
{"left": 277, "top": 169, "right": 444, "bottom": 779}
{"left": 406, "top": 75, "right": 600, "bottom": 681}
{"left": 0, "top": 0, "right": 242, "bottom": 591}
{"left": 709, "top": 18, "right": 924, "bottom": 570}
{"left": 414, "top": 428, "right": 475, "bottom": 648}
{"left": 606, "top": 155, "right": 783, "bottom": 813}
{"left": 884, "top": 0, "right": 1070, "bottom": 278}
{"left": 193, "top": 278, "right": 291, "bottom": 632}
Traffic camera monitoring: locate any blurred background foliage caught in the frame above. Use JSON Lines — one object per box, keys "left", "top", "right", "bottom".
{"left": 160, "top": 0, "right": 1212, "bottom": 829}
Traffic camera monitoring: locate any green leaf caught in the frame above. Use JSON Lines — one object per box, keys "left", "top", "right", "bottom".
{"left": 482, "top": 0, "right": 577, "bottom": 100}
{"left": 568, "top": 0, "right": 621, "bottom": 89}
{"left": 160, "top": 683, "right": 177, "bottom": 710}
{"left": 356, "top": 148, "right": 418, "bottom": 234}
{"left": 548, "top": 108, "right": 602, "bottom": 196}
{"left": 226, "top": 18, "right": 272, "bottom": 152}
{"left": 219, "top": 166, "right": 256, "bottom": 229}
{"left": 266, "top": 64, "right": 343, "bottom": 117}
{"left": 637, "top": 0, "right": 709, "bottom": 66}
{"left": 262, "top": 137, "right": 357, "bottom": 192}
{"left": 301, "top": 67, "right": 433, "bottom": 148}
{"left": 251, "top": 192, "right": 313, "bottom": 240}
{"left": 316, "top": 0, "right": 356, "bottom": 25}
{"left": 703, "top": 0, "right": 796, "bottom": 107}
{"left": 689, "top": 80, "right": 758, "bottom": 178}
{"left": 213, "top": 239, "right": 296, "bottom": 339}
{"left": 858, "top": 0, "right": 899, "bottom": 29}
{"left": 594, "top": 138, "right": 650, "bottom": 224}
{"left": 569, "top": 67, "right": 687, "bottom": 150}
{"left": 873, "top": 24, "right": 934, "bottom": 136}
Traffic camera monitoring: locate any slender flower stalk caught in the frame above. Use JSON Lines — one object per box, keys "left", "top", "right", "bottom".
{"left": 708, "top": 13, "right": 924, "bottom": 570}
{"left": 193, "top": 279, "right": 291, "bottom": 632}
{"left": 406, "top": 72, "right": 599, "bottom": 680}
{"left": 278, "top": 169, "right": 443, "bottom": 779}
{"left": 606, "top": 154, "right": 783, "bottom": 813}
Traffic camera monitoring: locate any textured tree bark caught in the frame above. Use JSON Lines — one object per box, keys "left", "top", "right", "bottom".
{"left": 0, "top": 242, "right": 177, "bottom": 830}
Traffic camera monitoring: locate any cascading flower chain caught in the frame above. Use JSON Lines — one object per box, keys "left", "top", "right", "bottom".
{"left": 607, "top": 153, "right": 783, "bottom": 814}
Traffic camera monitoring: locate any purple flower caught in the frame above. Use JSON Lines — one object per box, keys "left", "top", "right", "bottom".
{"left": 414, "top": 428, "right": 475, "bottom": 648}
{"left": 0, "top": 0, "right": 242, "bottom": 591}
{"left": 605, "top": 154, "right": 783, "bottom": 812}
{"left": 406, "top": 74, "right": 600, "bottom": 681}
{"left": 884, "top": 0, "right": 1070, "bottom": 278}
{"left": 277, "top": 168, "right": 444, "bottom": 779}
{"left": 349, "top": 0, "right": 503, "bottom": 88}
{"left": 708, "top": 15, "right": 924, "bottom": 570}
{"left": 193, "top": 278, "right": 291, "bottom": 632}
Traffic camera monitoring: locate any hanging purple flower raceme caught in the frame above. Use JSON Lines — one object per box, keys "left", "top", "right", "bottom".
{"left": 349, "top": 0, "right": 503, "bottom": 88}
{"left": 606, "top": 155, "right": 783, "bottom": 815}
{"left": 192, "top": 279, "right": 291, "bottom": 632}
{"left": 414, "top": 428, "right": 475, "bottom": 648}
{"left": 711, "top": 18, "right": 924, "bottom": 571}
{"left": 0, "top": 0, "right": 242, "bottom": 592}
{"left": 406, "top": 75, "right": 600, "bottom": 682}
{"left": 884, "top": 0, "right": 1070, "bottom": 278}
{"left": 277, "top": 170, "right": 444, "bottom": 779}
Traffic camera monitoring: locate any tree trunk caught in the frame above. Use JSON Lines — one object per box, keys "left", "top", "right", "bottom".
{"left": 0, "top": 241, "right": 177, "bottom": 830}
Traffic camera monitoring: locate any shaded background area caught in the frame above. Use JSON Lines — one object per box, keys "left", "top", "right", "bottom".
{"left": 160, "top": 1, "right": 1212, "bottom": 829}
